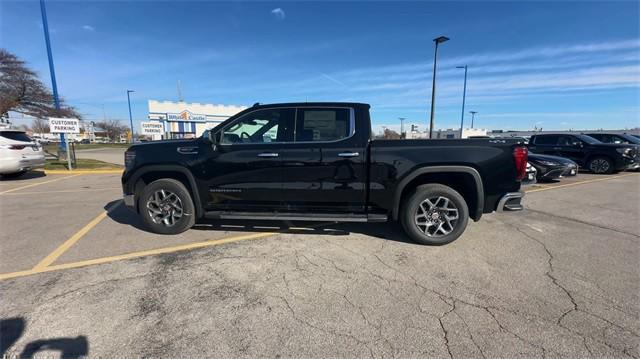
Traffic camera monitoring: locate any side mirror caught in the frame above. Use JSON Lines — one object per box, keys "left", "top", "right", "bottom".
{"left": 202, "top": 130, "right": 212, "bottom": 143}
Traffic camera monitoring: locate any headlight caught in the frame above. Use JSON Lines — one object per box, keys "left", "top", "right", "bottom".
{"left": 616, "top": 147, "right": 633, "bottom": 158}
{"left": 536, "top": 160, "right": 559, "bottom": 166}
{"left": 124, "top": 151, "right": 136, "bottom": 168}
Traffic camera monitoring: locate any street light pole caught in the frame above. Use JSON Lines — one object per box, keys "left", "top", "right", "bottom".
{"left": 398, "top": 117, "right": 406, "bottom": 138}
{"left": 127, "top": 90, "right": 135, "bottom": 143}
{"left": 456, "top": 65, "right": 468, "bottom": 138}
{"left": 39, "top": 0, "right": 65, "bottom": 151}
{"left": 469, "top": 111, "right": 478, "bottom": 129}
{"left": 428, "top": 36, "right": 449, "bottom": 139}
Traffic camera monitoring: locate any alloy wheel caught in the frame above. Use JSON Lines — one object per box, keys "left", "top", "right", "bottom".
{"left": 414, "top": 196, "right": 459, "bottom": 237}
{"left": 590, "top": 159, "right": 610, "bottom": 173}
{"left": 146, "top": 189, "right": 184, "bottom": 227}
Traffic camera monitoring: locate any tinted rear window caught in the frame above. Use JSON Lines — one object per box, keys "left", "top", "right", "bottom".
{"left": 0, "top": 131, "right": 32, "bottom": 142}
{"left": 533, "top": 135, "right": 558, "bottom": 145}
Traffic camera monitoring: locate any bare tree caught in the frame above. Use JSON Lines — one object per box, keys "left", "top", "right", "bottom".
{"left": 374, "top": 128, "right": 402, "bottom": 140}
{"left": 95, "top": 119, "right": 128, "bottom": 141}
{"left": 31, "top": 117, "right": 49, "bottom": 136}
{"left": 0, "top": 49, "right": 81, "bottom": 120}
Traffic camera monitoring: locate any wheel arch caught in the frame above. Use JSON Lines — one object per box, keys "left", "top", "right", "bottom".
{"left": 129, "top": 165, "right": 203, "bottom": 218}
{"left": 392, "top": 166, "right": 484, "bottom": 222}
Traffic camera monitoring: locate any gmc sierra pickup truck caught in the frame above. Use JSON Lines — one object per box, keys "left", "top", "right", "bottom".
{"left": 122, "top": 102, "right": 527, "bottom": 245}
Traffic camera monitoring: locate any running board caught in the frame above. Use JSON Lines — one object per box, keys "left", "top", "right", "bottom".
{"left": 204, "top": 211, "right": 388, "bottom": 223}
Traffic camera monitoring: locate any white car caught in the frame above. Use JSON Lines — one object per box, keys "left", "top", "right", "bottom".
{"left": 0, "top": 129, "right": 46, "bottom": 178}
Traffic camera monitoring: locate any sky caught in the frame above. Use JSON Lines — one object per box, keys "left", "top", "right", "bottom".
{"left": 1, "top": 0, "right": 639, "bottom": 134}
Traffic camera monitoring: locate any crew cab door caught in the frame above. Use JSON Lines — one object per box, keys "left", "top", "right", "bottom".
{"left": 279, "top": 107, "right": 368, "bottom": 213}
{"left": 555, "top": 135, "right": 586, "bottom": 163}
{"left": 201, "top": 108, "right": 295, "bottom": 211}
{"left": 528, "top": 135, "right": 559, "bottom": 155}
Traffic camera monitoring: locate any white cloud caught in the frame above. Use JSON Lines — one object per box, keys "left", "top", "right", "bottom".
{"left": 271, "top": 8, "right": 285, "bottom": 20}
{"left": 82, "top": 25, "right": 95, "bottom": 31}
{"left": 320, "top": 73, "right": 346, "bottom": 87}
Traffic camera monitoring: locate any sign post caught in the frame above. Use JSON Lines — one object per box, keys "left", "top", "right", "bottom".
{"left": 49, "top": 118, "right": 80, "bottom": 170}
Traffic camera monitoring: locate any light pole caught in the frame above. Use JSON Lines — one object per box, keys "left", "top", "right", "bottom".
{"left": 456, "top": 65, "right": 468, "bottom": 138}
{"left": 428, "top": 35, "right": 449, "bottom": 139}
{"left": 469, "top": 111, "right": 478, "bottom": 129}
{"left": 39, "top": 0, "right": 65, "bottom": 152}
{"left": 399, "top": 117, "right": 406, "bottom": 138}
{"left": 127, "top": 90, "right": 135, "bottom": 143}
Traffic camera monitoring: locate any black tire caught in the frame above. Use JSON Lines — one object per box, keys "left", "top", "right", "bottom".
{"left": 138, "top": 178, "right": 195, "bottom": 234}
{"left": 1, "top": 171, "right": 27, "bottom": 179}
{"left": 587, "top": 157, "right": 614, "bottom": 174}
{"left": 400, "top": 184, "right": 469, "bottom": 245}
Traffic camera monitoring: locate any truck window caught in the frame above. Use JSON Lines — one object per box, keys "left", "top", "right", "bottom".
{"left": 221, "top": 108, "right": 294, "bottom": 144}
{"left": 533, "top": 135, "right": 558, "bottom": 145}
{"left": 296, "top": 108, "right": 352, "bottom": 142}
{"left": 557, "top": 135, "right": 581, "bottom": 146}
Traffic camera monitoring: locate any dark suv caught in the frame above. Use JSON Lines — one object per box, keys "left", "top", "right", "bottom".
{"left": 583, "top": 133, "right": 640, "bottom": 145}
{"left": 528, "top": 134, "right": 639, "bottom": 174}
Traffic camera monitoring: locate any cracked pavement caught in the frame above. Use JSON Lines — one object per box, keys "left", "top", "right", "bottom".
{"left": 1, "top": 174, "right": 639, "bottom": 358}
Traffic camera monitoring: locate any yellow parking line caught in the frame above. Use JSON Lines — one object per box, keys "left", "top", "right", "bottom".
{"left": 2, "top": 187, "right": 120, "bottom": 196}
{"left": 32, "top": 201, "right": 122, "bottom": 270}
{"left": 45, "top": 169, "right": 123, "bottom": 175}
{"left": 525, "top": 173, "right": 636, "bottom": 193}
{"left": 0, "top": 231, "right": 277, "bottom": 281}
{"left": 0, "top": 174, "right": 81, "bottom": 195}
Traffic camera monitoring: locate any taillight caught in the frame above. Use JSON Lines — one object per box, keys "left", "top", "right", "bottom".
{"left": 513, "top": 146, "right": 528, "bottom": 181}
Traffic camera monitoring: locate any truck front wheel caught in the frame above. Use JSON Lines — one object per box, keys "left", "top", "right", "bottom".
{"left": 400, "top": 184, "right": 469, "bottom": 245}
{"left": 139, "top": 178, "right": 195, "bottom": 234}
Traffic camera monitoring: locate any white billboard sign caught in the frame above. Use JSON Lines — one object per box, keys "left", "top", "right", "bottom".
{"left": 49, "top": 118, "right": 80, "bottom": 134}
{"left": 140, "top": 121, "right": 164, "bottom": 135}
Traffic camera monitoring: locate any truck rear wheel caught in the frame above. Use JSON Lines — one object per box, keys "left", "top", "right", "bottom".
{"left": 139, "top": 178, "right": 195, "bottom": 235}
{"left": 400, "top": 184, "right": 469, "bottom": 245}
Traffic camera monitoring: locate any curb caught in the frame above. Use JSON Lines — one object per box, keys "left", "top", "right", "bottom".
{"left": 42, "top": 169, "right": 123, "bottom": 175}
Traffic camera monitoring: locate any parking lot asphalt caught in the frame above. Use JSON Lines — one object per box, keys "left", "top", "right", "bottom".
{"left": 1, "top": 171, "right": 638, "bottom": 358}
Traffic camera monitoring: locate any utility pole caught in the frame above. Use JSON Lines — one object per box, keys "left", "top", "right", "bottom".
{"left": 177, "top": 80, "right": 184, "bottom": 102}
{"left": 127, "top": 90, "right": 135, "bottom": 143}
{"left": 39, "top": 0, "right": 66, "bottom": 154}
{"left": 399, "top": 117, "right": 406, "bottom": 138}
{"left": 469, "top": 111, "right": 478, "bottom": 129}
{"left": 428, "top": 36, "right": 450, "bottom": 139}
{"left": 456, "top": 65, "right": 468, "bottom": 138}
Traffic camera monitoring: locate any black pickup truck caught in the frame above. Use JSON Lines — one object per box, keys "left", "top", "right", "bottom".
{"left": 122, "top": 102, "right": 527, "bottom": 245}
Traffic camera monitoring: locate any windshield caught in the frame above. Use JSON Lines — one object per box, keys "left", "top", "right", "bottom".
{"left": 619, "top": 134, "right": 640, "bottom": 144}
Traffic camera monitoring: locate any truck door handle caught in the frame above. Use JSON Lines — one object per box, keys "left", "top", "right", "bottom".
{"left": 257, "top": 152, "right": 279, "bottom": 158}
{"left": 553, "top": 147, "right": 562, "bottom": 150}
{"left": 338, "top": 152, "right": 359, "bottom": 157}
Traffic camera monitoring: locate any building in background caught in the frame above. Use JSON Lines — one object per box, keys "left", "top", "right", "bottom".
{"left": 431, "top": 127, "right": 489, "bottom": 139}
{"left": 148, "top": 100, "right": 247, "bottom": 139}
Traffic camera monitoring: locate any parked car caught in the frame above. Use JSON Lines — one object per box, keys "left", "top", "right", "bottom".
{"left": 528, "top": 153, "right": 578, "bottom": 182}
{"left": 583, "top": 133, "right": 640, "bottom": 145}
{"left": 0, "top": 129, "right": 45, "bottom": 178}
{"left": 122, "top": 102, "right": 528, "bottom": 245}
{"left": 528, "top": 133, "right": 638, "bottom": 174}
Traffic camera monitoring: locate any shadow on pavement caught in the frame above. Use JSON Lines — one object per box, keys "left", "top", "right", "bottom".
{"left": 0, "top": 171, "right": 46, "bottom": 181}
{"left": 0, "top": 318, "right": 89, "bottom": 358}
{"left": 104, "top": 199, "right": 413, "bottom": 244}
